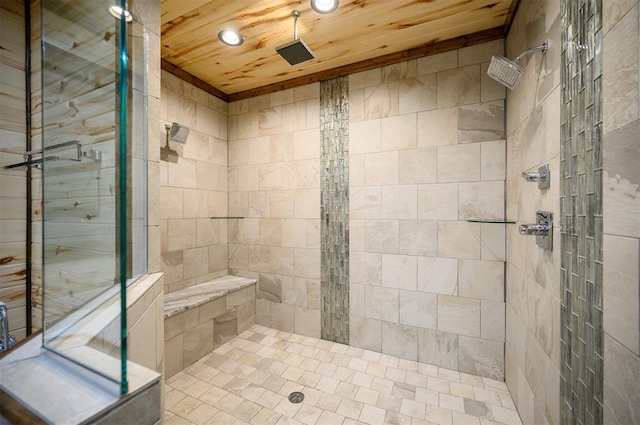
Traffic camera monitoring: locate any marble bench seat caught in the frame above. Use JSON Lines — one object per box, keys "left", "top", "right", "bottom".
{"left": 164, "top": 275, "right": 256, "bottom": 318}
{"left": 163, "top": 275, "right": 257, "bottom": 377}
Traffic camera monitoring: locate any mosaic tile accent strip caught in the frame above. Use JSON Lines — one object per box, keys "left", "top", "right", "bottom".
{"left": 560, "top": 1, "right": 604, "bottom": 424}
{"left": 320, "top": 77, "right": 350, "bottom": 344}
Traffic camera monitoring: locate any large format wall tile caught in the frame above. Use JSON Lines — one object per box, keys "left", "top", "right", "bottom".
{"left": 603, "top": 334, "right": 640, "bottom": 425}
{"left": 437, "top": 295, "right": 480, "bottom": 338}
{"left": 417, "top": 328, "right": 459, "bottom": 370}
{"left": 505, "top": 1, "right": 562, "bottom": 423}
{"left": 437, "top": 66, "right": 480, "bottom": 108}
{"left": 602, "top": 3, "right": 640, "bottom": 422}
{"left": 603, "top": 5, "right": 639, "bottom": 134}
{"left": 161, "top": 70, "right": 229, "bottom": 294}
{"left": 228, "top": 84, "right": 322, "bottom": 337}
{"left": 603, "top": 119, "right": 640, "bottom": 239}
{"left": 459, "top": 336, "right": 504, "bottom": 380}
{"left": 348, "top": 41, "right": 506, "bottom": 377}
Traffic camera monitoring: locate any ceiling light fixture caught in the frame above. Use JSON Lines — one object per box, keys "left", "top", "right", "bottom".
{"left": 310, "top": 0, "right": 339, "bottom": 14}
{"left": 218, "top": 30, "right": 244, "bottom": 46}
{"left": 109, "top": 5, "right": 133, "bottom": 22}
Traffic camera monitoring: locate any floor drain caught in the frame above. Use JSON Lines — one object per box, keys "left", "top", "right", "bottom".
{"left": 288, "top": 391, "right": 304, "bottom": 403}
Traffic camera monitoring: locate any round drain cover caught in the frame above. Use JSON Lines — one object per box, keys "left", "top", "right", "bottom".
{"left": 288, "top": 391, "right": 305, "bottom": 403}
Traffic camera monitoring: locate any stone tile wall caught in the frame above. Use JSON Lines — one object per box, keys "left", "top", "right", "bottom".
{"left": 504, "top": 2, "right": 562, "bottom": 425}
{"left": 227, "top": 84, "right": 322, "bottom": 338}
{"left": 0, "top": 0, "right": 27, "bottom": 341}
{"left": 159, "top": 70, "right": 229, "bottom": 294}
{"left": 602, "top": 1, "right": 640, "bottom": 424}
{"left": 348, "top": 41, "right": 507, "bottom": 380}
{"left": 138, "top": 0, "right": 162, "bottom": 277}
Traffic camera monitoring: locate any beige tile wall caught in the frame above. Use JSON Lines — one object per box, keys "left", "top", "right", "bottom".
{"left": 504, "top": 1, "right": 561, "bottom": 425}
{"left": 0, "top": 0, "right": 27, "bottom": 341}
{"left": 348, "top": 40, "right": 507, "bottom": 380}
{"left": 227, "top": 85, "right": 322, "bottom": 339}
{"left": 141, "top": 0, "right": 162, "bottom": 276}
{"left": 602, "top": 2, "right": 640, "bottom": 424}
{"left": 128, "top": 275, "right": 165, "bottom": 375}
{"left": 159, "top": 70, "right": 229, "bottom": 294}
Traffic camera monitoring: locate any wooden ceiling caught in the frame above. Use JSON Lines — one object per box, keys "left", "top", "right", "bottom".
{"left": 160, "top": 0, "right": 518, "bottom": 101}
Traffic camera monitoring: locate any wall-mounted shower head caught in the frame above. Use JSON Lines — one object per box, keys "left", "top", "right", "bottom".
{"left": 276, "top": 10, "right": 314, "bottom": 66}
{"left": 161, "top": 123, "right": 189, "bottom": 162}
{"left": 487, "top": 41, "right": 548, "bottom": 89}
{"left": 167, "top": 122, "right": 190, "bottom": 143}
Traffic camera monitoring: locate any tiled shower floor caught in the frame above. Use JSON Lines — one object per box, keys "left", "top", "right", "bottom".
{"left": 164, "top": 325, "right": 522, "bottom": 425}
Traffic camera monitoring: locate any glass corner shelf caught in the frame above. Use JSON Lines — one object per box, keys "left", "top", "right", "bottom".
{"left": 466, "top": 219, "right": 516, "bottom": 224}
{"left": 210, "top": 216, "right": 245, "bottom": 219}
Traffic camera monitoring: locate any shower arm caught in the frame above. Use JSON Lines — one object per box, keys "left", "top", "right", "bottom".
{"left": 513, "top": 41, "right": 548, "bottom": 63}
{"left": 292, "top": 10, "right": 300, "bottom": 41}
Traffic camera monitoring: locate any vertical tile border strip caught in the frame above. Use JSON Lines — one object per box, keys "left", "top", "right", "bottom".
{"left": 560, "top": 1, "right": 604, "bottom": 424}
{"left": 320, "top": 76, "right": 349, "bottom": 344}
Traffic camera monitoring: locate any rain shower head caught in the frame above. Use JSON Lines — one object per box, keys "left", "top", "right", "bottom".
{"left": 487, "top": 41, "right": 548, "bottom": 89}
{"left": 167, "top": 123, "right": 190, "bottom": 143}
{"left": 276, "top": 10, "right": 314, "bottom": 66}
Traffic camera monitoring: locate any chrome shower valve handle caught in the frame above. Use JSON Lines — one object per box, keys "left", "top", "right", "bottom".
{"left": 521, "top": 171, "right": 547, "bottom": 182}
{"left": 522, "top": 164, "right": 550, "bottom": 189}
{"left": 519, "top": 223, "right": 551, "bottom": 236}
{"left": 519, "top": 211, "right": 553, "bottom": 250}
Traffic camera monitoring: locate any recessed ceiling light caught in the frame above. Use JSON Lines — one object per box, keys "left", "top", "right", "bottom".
{"left": 218, "top": 30, "right": 244, "bottom": 46}
{"left": 109, "top": 5, "right": 133, "bottom": 22}
{"left": 310, "top": 0, "right": 339, "bottom": 14}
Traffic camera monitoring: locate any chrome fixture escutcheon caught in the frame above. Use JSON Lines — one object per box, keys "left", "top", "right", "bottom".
{"left": 522, "top": 164, "right": 550, "bottom": 189}
{"left": 519, "top": 211, "right": 553, "bottom": 250}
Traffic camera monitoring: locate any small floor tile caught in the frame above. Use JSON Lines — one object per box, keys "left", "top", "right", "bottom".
{"left": 164, "top": 325, "right": 520, "bottom": 425}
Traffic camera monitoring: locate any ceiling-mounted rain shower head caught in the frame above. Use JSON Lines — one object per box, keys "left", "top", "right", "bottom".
{"left": 167, "top": 122, "right": 190, "bottom": 143}
{"left": 276, "top": 10, "right": 314, "bottom": 66}
{"left": 487, "top": 41, "right": 548, "bottom": 89}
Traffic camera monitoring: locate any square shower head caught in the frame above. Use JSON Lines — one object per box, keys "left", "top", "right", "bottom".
{"left": 167, "top": 123, "right": 190, "bottom": 143}
{"left": 487, "top": 55, "right": 525, "bottom": 90}
{"left": 276, "top": 38, "right": 315, "bottom": 65}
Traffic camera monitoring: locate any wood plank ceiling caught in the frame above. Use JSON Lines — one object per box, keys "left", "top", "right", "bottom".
{"left": 160, "top": 0, "right": 518, "bottom": 101}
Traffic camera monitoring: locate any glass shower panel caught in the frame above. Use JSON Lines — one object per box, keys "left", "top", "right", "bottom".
{"left": 40, "top": 0, "right": 131, "bottom": 388}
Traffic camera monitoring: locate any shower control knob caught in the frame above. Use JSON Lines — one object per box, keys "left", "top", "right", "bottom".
{"left": 519, "top": 223, "right": 551, "bottom": 236}
{"left": 522, "top": 172, "right": 546, "bottom": 182}
{"left": 521, "top": 164, "right": 550, "bottom": 189}
{"left": 519, "top": 211, "right": 553, "bottom": 250}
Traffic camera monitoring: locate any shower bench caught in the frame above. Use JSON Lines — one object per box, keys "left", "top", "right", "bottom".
{"left": 163, "top": 275, "right": 256, "bottom": 377}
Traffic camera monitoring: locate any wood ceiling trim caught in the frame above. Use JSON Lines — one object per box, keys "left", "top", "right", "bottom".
{"left": 161, "top": 58, "right": 229, "bottom": 101}
{"left": 161, "top": 26, "right": 504, "bottom": 103}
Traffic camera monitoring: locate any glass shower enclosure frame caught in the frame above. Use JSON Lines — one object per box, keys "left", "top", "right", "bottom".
{"left": 35, "top": 0, "right": 147, "bottom": 394}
